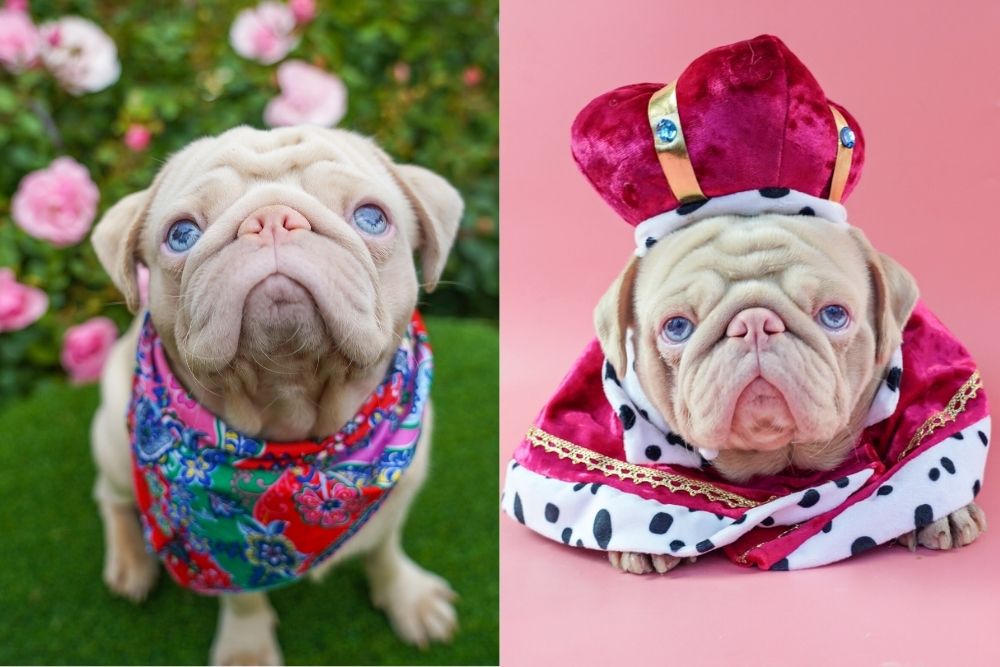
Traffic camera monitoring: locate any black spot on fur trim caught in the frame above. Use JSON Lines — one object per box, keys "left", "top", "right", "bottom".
{"left": 511, "top": 462, "right": 519, "bottom": 469}
{"left": 851, "top": 536, "right": 877, "bottom": 556}
{"left": 604, "top": 362, "right": 620, "bottom": 386}
{"left": 645, "top": 445, "right": 662, "bottom": 461}
{"left": 669, "top": 540, "right": 685, "bottom": 551}
{"left": 696, "top": 539, "right": 714, "bottom": 554}
{"left": 649, "top": 512, "right": 673, "bottom": 535}
{"left": 593, "top": 509, "right": 612, "bottom": 549}
{"left": 929, "top": 468, "right": 941, "bottom": 481}
{"left": 572, "top": 482, "right": 587, "bottom": 492}
{"left": 798, "top": 206, "right": 815, "bottom": 216}
{"left": 822, "top": 521, "right": 832, "bottom": 533}
{"left": 915, "top": 504, "right": 934, "bottom": 529}
{"left": 877, "top": 485, "right": 893, "bottom": 496}
{"left": 974, "top": 480, "right": 982, "bottom": 496}
{"left": 798, "top": 489, "right": 821, "bottom": 508}
{"left": 576, "top": 539, "right": 583, "bottom": 547}
{"left": 733, "top": 515, "right": 746, "bottom": 525}
{"left": 666, "top": 432, "right": 690, "bottom": 449}
{"left": 637, "top": 407, "right": 649, "bottom": 421}
{"left": 561, "top": 527, "right": 572, "bottom": 544}
{"left": 677, "top": 198, "right": 709, "bottom": 215}
{"left": 941, "top": 457, "right": 956, "bottom": 474}
{"left": 979, "top": 430, "right": 989, "bottom": 446}
{"left": 513, "top": 493, "right": 524, "bottom": 524}
{"left": 834, "top": 477, "right": 850, "bottom": 488}
{"left": 590, "top": 483, "right": 602, "bottom": 495}
{"left": 770, "top": 558, "right": 789, "bottom": 571}
{"left": 759, "top": 187, "right": 790, "bottom": 198}
{"left": 544, "top": 503, "right": 559, "bottom": 523}
{"left": 762, "top": 517, "right": 775, "bottom": 527}
{"left": 885, "top": 367, "right": 902, "bottom": 391}
{"left": 618, "top": 404, "right": 636, "bottom": 430}
{"left": 951, "top": 431, "right": 965, "bottom": 440}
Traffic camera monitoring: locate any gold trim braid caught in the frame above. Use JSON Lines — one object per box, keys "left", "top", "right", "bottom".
{"left": 647, "top": 81, "right": 705, "bottom": 203}
{"left": 897, "top": 371, "right": 983, "bottom": 461}
{"left": 525, "top": 426, "right": 759, "bottom": 509}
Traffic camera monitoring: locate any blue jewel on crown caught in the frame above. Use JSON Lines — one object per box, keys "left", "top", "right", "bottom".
{"left": 656, "top": 118, "right": 678, "bottom": 144}
{"left": 839, "top": 125, "right": 856, "bottom": 149}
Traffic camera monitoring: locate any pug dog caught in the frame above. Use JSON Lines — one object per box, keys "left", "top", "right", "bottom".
{"left": 594, "top": 214, "right": 987, "bottom": 575}
{"left": 89, "top": 125, "right": 462, "bottom": 663}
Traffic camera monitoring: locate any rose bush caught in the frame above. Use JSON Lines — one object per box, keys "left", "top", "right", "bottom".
{"left": 0, "top": 0, "right": 498, "bottom": 406}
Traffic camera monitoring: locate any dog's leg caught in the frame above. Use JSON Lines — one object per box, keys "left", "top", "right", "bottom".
{"left": 897, "top": 501, "right": 987, "bottom": 551}
{"left": 98, "top": 495, "right": 159, "bottom": 601}
{"left": 362, "top": 406, "right": 457, "bottom": 648}
{"left": 209, "top": 592, "right": 283, "bottom": 666}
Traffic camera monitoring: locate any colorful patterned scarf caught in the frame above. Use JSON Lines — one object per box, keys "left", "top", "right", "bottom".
{"left": 128, "top": 311, "right": 432, "bottom": 594}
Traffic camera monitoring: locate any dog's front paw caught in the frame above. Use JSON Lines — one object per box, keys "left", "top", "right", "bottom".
{"left": 371, "top": 558, "right": 457, "bottom": 649}
{"left": 101, "top": 505, "right": 159, "bottom": 602}
{"left": 210, "top": 595, "right": 283, "bottom": 666}
{"left": 897, "top": 502, "right": 987, "bottom": 551}
{"left": 608, "top": 551, "right": 693, "bottom": 574}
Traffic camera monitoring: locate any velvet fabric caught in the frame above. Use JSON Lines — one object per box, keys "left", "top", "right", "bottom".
{"left": 509, "top": 303, "right": 988, "bottom": 569}
{"left": 570, "top": 35, "right": 865, "bottom": 227}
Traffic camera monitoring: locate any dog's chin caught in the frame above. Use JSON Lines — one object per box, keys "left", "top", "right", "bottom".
{"left": 240, "top": 273, "right": 328, "bottom": 353}
{"left": 724, "top": 378, "right": 797, "bottom": 452}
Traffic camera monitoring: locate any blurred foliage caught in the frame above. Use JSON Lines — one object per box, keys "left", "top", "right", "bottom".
{"left": 0, "top": 0, "right": 498, "bottom": 406}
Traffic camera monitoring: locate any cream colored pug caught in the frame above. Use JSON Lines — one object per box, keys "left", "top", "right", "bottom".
{"left": 89, "top": 126, "right": 462, "bottom": 664}
{"left": 595, "top": 215, "right": 987, "bottom": 575}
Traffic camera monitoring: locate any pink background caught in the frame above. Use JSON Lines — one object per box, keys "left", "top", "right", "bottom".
{"left": 500, "top": 1, "right": 1000, "bottom": 665}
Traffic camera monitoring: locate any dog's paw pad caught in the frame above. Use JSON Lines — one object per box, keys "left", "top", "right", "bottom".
{"left": 103, "top": 544, "right": 158, "bottom": 602}
{"left": 373, "top": 564, "right": 457, "bottom": 649}
{"left": 608, "top": 551, "right": 685, "bottom": 575}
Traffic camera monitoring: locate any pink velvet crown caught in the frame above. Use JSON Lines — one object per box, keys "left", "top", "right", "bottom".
{"left": 571, "top": 35, "right": 865, "bottom": 241}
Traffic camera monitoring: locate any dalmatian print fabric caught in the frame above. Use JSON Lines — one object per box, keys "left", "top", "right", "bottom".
{"left": 633, "top": 188, "right": 848, "bottom": 257}
{"left": 502, "top": 415, "right": 990, "bottom": 568}
{"left": 603, "top": 329, "right": 903, "bottom": 466}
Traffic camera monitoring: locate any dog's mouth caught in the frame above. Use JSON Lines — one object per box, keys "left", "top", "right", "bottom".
{"left": 240, "top": 272, "right": 327, "bottom": 353}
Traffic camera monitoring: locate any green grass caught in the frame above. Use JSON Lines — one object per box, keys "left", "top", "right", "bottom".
{"left": 0, "top": 317, "right": 498, "bottom": 666}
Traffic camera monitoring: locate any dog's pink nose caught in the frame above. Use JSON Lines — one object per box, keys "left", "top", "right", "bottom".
{"left": 237, "top": 205, "right": 311, "bottom": 241}
{"left": 726, "top": 307, "right": 786, "bottom": 340}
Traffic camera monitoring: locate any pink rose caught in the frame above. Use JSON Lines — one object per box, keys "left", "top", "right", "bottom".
{"left": 38, "top": 16, "right": 120, "bottom": 95}
{"left": 391, "top": 61, "right": 410, "bottom": 84}
{"left": 124, "top": 124, "right": 151, "bottom": 152}
{"left": 289, "top": 0, "right": 315, "bottom": 24}
{"left": 12, "top": 157, "right": 99, "bottom": 247}
{"left": 229, "top": 2, "right": 298, "bottom": 65}
{"left": 264, "top": 59, "right": 347, "bottom": 128}
{"left": 0, "top": 268, "right": 48, "bottom": 333}
{"left": 0, "top": 8, "right": 39, "bottom": 73}
{"left": 462, "top": 65, "right": 483, "bottom": 87}
{"left": 61, "top": 316, "right": 118, "bottom": 384}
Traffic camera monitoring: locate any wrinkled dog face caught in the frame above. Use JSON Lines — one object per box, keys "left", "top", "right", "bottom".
{"left": 93, "top": 126, "right": 461, "bottom": 438}
{"left": 597, "top": 215, "right": 917, "bottom": 481}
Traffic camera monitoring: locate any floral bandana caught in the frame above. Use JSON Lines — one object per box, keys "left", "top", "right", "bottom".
{"left": 128, "top": 311, "right": 432, "bottom": 594}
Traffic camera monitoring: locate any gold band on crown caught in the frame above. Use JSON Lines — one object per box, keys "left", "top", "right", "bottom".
{"left": 828, "top": 105, "right": 855, "bottom": 203}
{"left": 647, "top": 81, "right": 705, "bottom": 203}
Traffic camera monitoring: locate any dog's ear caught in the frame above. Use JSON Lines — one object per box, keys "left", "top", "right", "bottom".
{"left": 849, "top": 228, "right": 919, "bottom": 366}
{"left": 594, "top": 256, "right": 639, "bottom": 377}
{"left": 91, "top": 189, "right": 151, "bottom": 313}
{"left": 383, "top": 160, "right": 463, "bottom": 293}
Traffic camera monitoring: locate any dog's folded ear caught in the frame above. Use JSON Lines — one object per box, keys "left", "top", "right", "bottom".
{"left": 91, "top": 189, "right": 150, "bottom": 313}
{"left": 850, "top": 228, "right": 919, "bottom": 367}
{"left": 383, "top": 160, "right": 463, "bottom": 293}
{"left": 594, "top": 256, "right": 639, "bottom": 378}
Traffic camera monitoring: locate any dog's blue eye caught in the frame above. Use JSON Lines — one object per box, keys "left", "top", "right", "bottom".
{"left": 663, "top": 316, "right": 695, "bottom": 343}
{"left": 818, "top": 305, "right": 850, "bottom": 330}
{"left": 352, "top": 205, "right": 389, "bottom": 235}
{"left": 166, "top": 219, "right": 202, "bottom": 253}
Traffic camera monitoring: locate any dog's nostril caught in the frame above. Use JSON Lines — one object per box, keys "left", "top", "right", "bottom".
{"left": 237, "top": 206, "right": 312, "bottom": 238}
{"left": 726, "top": 308, "right": 786, "bottom": 338}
